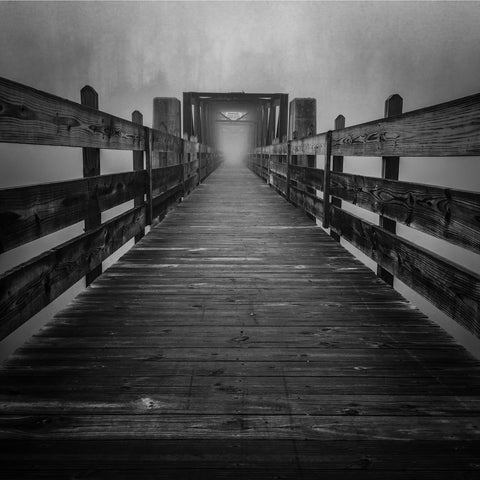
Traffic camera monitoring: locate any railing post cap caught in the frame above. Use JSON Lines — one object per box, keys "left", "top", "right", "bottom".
{"left": 385, "top": 94, "right": 403, "bottom": 117}
{"left": 80, "top": 85, "right": 98, "bottom": 109}
{"left": 132, "top": 110, "right": 143, "bottom": 124}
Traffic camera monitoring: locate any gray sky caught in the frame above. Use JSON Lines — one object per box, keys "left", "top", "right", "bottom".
{"left": 2, "top": 1, "right": 480, "bottom": 130}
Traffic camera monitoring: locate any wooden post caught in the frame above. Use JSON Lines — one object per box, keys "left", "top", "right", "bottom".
{"left": 377, "top": 94, "right": 403, "bottom": 286}
{"left": 288, "top": 98, "right": 316, "bottom": 166}
{"left": 180, "top": 139, "right": 186, "bottom": 195}
{"left": 194, "top": 101, "right": 202, "bottom": 144}
{"left": 286, "top": 140, "right": 292, "bottom": 201}
{"left": 267, "top": 150, "right": 271, "bottom": 185}
{"left": 153, "top": 97, "right": 181, "bottom": 166}
{"left": 183, "top": 93, "right": 193, "bottom": 139}
{"left": 200, "top": 101, "right": 207, "bottom": 147}
{"left": 132, "top": 110, "right": 145, "bottom": 243}
{"left": 279, "top": 94, "right": 289, "bottom": 143}
{"left": 145, "top": 127, "right": 153, "bottom": 226}
{"left": 330, "top": 115, "right": 345, "bottom": 241}
{"left": 268, "top": 102, "right": 276, "bottom": 145}
{"left": 81, "top": 85, "right": 101, "bottom": 286}
{"left": 322, "top": 131, "right": 333, "bottom": 229}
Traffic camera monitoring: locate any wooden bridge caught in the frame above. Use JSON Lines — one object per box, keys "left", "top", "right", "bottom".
{"left": 1, "top": 77, "right": 480, "bottom": 478}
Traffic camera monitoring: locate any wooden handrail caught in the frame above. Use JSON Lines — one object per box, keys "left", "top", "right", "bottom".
{"left": 0, "top": 77, "right": 222, "bottom": 340}
{"left": 247, "top": 90, "right": 480, "bottom": 338}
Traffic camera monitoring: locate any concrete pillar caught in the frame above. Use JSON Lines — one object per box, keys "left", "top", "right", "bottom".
{"left": 153, "top": 97, "right": 181, "bottom": 165}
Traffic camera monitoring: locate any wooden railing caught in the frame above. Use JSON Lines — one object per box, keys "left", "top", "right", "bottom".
{"left": 0, "top": 77, "right": 222, "bottom": 340}
{"left": 247, "top": 92, "right": 480, "bottom": 339}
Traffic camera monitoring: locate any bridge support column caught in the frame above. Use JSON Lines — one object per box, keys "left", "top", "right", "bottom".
{"left": 153, "top": 97, "right": 181, "bottom": 166}
{"left": 288, "top": 98, "right": 316, "bottom": 167}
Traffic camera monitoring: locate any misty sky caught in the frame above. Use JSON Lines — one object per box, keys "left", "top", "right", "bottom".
{"left": 2, "top": 1, "right": 480, "bottom": 131}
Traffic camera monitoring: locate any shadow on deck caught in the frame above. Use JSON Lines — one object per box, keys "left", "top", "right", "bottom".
{"left": 1, "top": 164, "right": 480, "bottom": 479}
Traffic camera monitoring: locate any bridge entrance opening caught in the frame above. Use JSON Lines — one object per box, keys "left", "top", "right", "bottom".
{"left": 183, "top": 92, "right": 289, "bottom": 164}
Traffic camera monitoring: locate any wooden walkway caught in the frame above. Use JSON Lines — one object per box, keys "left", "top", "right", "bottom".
{"left": 1, "top": 164, "right": 480, "bottom": 478}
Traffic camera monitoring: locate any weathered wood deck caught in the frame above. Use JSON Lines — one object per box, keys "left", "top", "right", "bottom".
{"left": 1, "top": 164, "right": 480, "bottom": 478}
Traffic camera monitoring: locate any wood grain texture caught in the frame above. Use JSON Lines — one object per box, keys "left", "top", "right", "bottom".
{"left": 290, "top": 165, "right": 325, "bottom": 191}
{"left": 0, "top": 171, "right": 147, "bottom": 253}
{"left": 132, "top": 110, "right": 145, "bottom": 243}
{"left": 2, "top": 439, "right": 480, "bottom": 480}
{"left": 322, "top": 130, "right": 333, "bottom": 228}
{"left": 329, "top": 205, "right": 480, "bottom": 336}
{"left": 0, "top": 77, "right": 145, "bottom": 150}
{"left": 81, "top": 85, "right": 102, "bottom": 285}
{"left": 0, "top": 206, "right": 146, "bottom": 340}
{"left": 331, "top": 91, "right": 480, "bottom": 156}
{"left": 290, "top": 185, "right": 324, "bottom": 219}
{"left": 1, "top": 164, "right": 479, "bottom": 478}
{"left": 152, "top": 184, "right": 183, "bottom": 219}
{"left": 290, "top": 132, "right": 328, "bottom": 155}
{"left": 151, "top": 128, "right": 183, "bottom": 154}
{"left": 330, "top": 171, "right": 480, "bottom": 254}
{"left": 151, "top": 164, "right": 183, "bottom": 192}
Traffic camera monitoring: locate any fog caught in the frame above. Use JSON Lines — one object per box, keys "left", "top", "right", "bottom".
{"left": 1, "top": 1, "right": 480, "bottom": 359}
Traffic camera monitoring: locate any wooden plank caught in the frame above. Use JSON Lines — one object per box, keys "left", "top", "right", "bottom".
{"left": 151, "top": 184, "right": 183, "bottom": 220}
{"left": 378, "top": 94, "right": 403, "bottom": 285}
{"left": 329, "top": 172, "right": 480, "bottom": 254}
{"left": 289, "top": 132, "right": 328, "bottom": 156}
{"left": 286, "top": 141, "right": 292, "bottom": 201}
{"left": 270, "top": 160, "right": 287, "bottom": 177}
{"left": 184, "top": 159, "right": 199, "bottom": 179}
{"left": 260, "top": 143, "right": 288, "bottom": 155}
{"left": 0, "top": 206, "right": 146, "bottom": 340}
{"left": 81, "top": 86, "right": 102, "bottom": 285}
{"left": 2, "top": 439, "right": 480, "bottom": 478}
{"left": 151, "top": 128, "right": 182, "bottom": 154}
{"left": 289, "top": 185, "right": 324, "bottom": 219}
{"left": 329, "top": 205, "right": 480, "bottom": 337}
{"left": 132, "top": 110, "right": 145, "bottom": 243}
{"left": 145, "top": 128, "right": 153, "bottom": 225}
{"left": 291, "top": 165, "right": 324, "bottom": 191}
{"left": 0, "top": 77, "right": 145, "bottom": 150}
{"left": 0, "top": 171, "right": 146, "bottom": 253}
{"left": 152, "top": 165, "right": 183, "bottom": 192}
{"left": 331, "top": 115, "right": 345, "bottom": 242}
{"left": 0, "top": 164, "right": 479, "bottom": 477}
{"left": 1, "top": 414, "right": 479, "bottom": 441}
{"left": 331, "top": 91, "right": 480, "bottom": 157}
{"left": 322, "top": 130, "right": 333, "bottom": 228}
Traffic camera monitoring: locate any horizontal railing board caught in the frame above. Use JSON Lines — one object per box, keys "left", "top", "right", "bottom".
{"left": 0, "top": 171, "right": 146, "bottom": 253}
{"left": 0, "top": 77, "right": 145, "bottom": 150}
{"left": 290, "top": 165, "right": 325, "bottom": 192}
{"left": 270, "top": 163, "right": 287, "bottom": 177}
{"left": 151, "top": 165, "right": 183, "bottom": 192}
{"left": 270, "top": 173, "right": 287, "bottom": 196}
{"left": 329, "top": 205, "right": 480, "bottom": 337}
{"left": 332, "top": 92, "right": 480, "bottom": 157}
{"left": 330, "top": 171, "right": 480, "bottom": 254}
{"left": 256, "top": 143, "right": 288, "bottom": 155}
{"left": 184, "top": 159, "right": 199, "bottom": 177}
{"left": 0, "top": 206, "right": 146, "bottom": 341}
{"left": 151, "top": 130, "right": 183, "bottom": 154}
{"left": 152, "top": 184, "right": 184, "bottom": 220}
{"left": 183, "top": 141, "right": 199, "bottom": 155}
{"left": 290, "top": 133, "right": 328, "bottom": 156}
{"left": 290, "top": 185, "right": 324, "bottom": 219}
{"left": 183, "top": 174, "right": 199, "bottom": 194}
